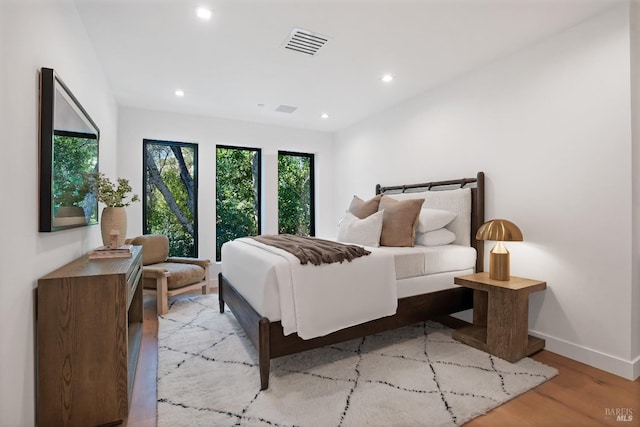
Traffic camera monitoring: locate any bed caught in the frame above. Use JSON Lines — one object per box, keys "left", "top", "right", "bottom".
{"left": 218, "top": 171, "right": 485, "bottom": 389}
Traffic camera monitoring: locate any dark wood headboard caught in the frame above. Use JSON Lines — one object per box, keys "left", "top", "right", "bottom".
{"left": 375, "top": 171, "right": 485, "bottom": 273}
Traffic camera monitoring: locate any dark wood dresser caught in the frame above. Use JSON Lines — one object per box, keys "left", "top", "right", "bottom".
{"left": 36, "top": 246, "right": 143, "bottom": 426}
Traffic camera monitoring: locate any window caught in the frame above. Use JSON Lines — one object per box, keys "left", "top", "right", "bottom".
{"left": 143, "top": 139, "right": 198, "bottom": 257}
{"left": 216, "top": 145, "right": 262, "bottom": 261}
{"left": 278, "top": 151, "right": 315, "bottom": 236}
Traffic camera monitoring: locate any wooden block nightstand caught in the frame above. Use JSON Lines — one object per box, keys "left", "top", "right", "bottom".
{"left": 452, "top": 272, "right": 546, "bottom": 363}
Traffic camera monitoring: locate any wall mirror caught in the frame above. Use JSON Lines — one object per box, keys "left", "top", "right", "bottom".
{"left": 39, "top": 68, "right": 100, "bottom": 232}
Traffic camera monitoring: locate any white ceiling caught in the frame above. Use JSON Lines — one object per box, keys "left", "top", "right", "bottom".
{"left": 75, "top": 0, "right": 620, "bottom": 132}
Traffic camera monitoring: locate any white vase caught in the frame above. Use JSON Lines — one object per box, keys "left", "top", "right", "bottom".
{"left": 100, "top": 207, "right": 127, "bottom": 247}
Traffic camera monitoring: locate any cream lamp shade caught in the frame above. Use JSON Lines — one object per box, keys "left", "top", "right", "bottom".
{"left": 475, "top": 219, "right": 523, "bottom": 281}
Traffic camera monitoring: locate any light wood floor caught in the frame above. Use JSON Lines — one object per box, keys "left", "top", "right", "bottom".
{"left": 123, "top": 293, "right": 640, "bottom": 427}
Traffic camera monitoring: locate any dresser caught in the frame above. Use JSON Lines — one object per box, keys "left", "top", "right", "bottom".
{"left": 37, "top": 246, "right": 143, "bottom": 426}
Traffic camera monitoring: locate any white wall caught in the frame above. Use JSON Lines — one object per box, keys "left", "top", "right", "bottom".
{"left": 334, "top": 5, "right": 638, "bottom": 379}
{"left": 0, "top": 1, "right": 118, "bottom": 425}
{"left": 631, "top": 0, "right": 640, "bottom": 379}
{"left": 0, "top": 4, "right": 635, "bottom": 426}
{"left": 117, "top": 107, "right": 334, "bottom": 269}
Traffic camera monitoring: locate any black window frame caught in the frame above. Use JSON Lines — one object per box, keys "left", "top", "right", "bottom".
{"left": 143, "top": 138, "right": 199, "bottom": 257}
{"left": 216, "top": 144, "right": 263, "bottom": 260}
{"left": 278, "top": 150, "right": 315, "bottom": 236}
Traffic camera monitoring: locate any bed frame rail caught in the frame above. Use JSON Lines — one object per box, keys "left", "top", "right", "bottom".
{"left": 219, "top": 272, "right": 473, "bottom": 389}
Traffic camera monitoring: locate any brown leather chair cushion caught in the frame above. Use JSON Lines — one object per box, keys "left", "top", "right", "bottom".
{"left": 142, "top": 262, "right": 205, "bottom": 290}
{"left": 130, "top": 234, "right": 169, "bottom": 265}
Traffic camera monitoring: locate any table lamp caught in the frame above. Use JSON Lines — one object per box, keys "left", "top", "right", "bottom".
{"left": 476, "top": 219, "right": 523, "bottom": 281}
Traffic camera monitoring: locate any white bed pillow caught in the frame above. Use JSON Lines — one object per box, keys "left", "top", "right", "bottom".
{"left": 415, "top": 228, "right": 456, "bottom": 246}
{"left": 417, "top": 208, "right": 456, "bottom": 233}
{"left": 337, "top": 210, "right": 384, "bottom": 247}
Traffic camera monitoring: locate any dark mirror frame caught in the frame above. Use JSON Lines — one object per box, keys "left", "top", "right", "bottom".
{"left": 39, "top": 67, "right": 100, "bottom": 232}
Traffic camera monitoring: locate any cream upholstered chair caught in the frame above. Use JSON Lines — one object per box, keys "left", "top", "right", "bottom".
{"left": 129, "top": 234, "right": 211, "bottom": 315}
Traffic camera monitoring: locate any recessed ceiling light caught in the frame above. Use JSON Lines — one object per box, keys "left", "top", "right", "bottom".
{"left": 381, "top": 74, "right": 394, "bottom": 83}
{"left": 320, "top": 113, "right": 329, "bottom": 119}
{"left": 175, "top": 89, "right": 185, "bottom": 97}
{"left": 196, "top": 7, "right": 212, "bottom": 21}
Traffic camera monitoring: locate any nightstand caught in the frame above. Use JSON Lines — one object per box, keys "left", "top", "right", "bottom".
{"left": 452, "top": 272, "right": 546, "bottom": 362}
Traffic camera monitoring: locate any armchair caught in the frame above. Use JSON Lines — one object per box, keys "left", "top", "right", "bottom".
{"left": 129, "top": 234, "right": 211, "bottom": 315}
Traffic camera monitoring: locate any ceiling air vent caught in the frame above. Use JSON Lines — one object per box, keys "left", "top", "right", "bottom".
{"left": 283, "top": 27, "right": 329, "bottom": 56}
{"left": 275, "top": 105, "right": 298, "bottom": 114}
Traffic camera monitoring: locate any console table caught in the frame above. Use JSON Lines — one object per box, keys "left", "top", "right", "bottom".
{"left": 37, "top": 246, "right": 143, "bottom": 426}
{"left": 452, "top": 272, "right": 546, "bottom": 362}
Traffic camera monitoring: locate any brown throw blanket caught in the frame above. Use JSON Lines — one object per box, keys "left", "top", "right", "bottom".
{"left": 251, "top": 234, "right": 371, "bottom": 266}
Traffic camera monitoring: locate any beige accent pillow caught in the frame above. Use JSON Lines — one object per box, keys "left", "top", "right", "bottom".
{"left": 378, "top": 196, "right": 425, "bottom": 247}
{"left": 348, "top": 194, "right": 382, "bottom": 219}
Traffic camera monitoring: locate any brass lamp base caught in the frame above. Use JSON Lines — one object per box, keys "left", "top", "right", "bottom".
{"left": 489, "top": 243, "right": 510, "bottom": 281}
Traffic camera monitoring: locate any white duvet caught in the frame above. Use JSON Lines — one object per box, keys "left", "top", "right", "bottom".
{"left": 222, "top": 238, "right": 397, "bottom": 339}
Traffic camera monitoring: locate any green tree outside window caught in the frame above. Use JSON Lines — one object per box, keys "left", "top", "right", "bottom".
{"left": 216, "top": 146, "right": 261, "bottom": 261}
{"left": 144, "top": 140, "right": 198, "bottom": 257}
{"left": 278, "top": 151, "right": 315, "bottom": 236}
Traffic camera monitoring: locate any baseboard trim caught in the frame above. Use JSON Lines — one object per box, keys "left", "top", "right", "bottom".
{"left": 530, "top": 329, "right": 640, "bottom": 381}
{"left": 451, "top": 311, "right": 639, "bottom": 380}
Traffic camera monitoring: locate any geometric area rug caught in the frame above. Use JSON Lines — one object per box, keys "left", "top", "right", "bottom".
{"left": 157, "top": 295, "right": 557, "bottom": 427}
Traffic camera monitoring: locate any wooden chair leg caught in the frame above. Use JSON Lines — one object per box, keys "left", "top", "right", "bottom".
{"left": 201, "top": 265, "right": 210, "bottom": 295}
{"left": 157, "top": 275, "right": 169, "bottom": 315}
